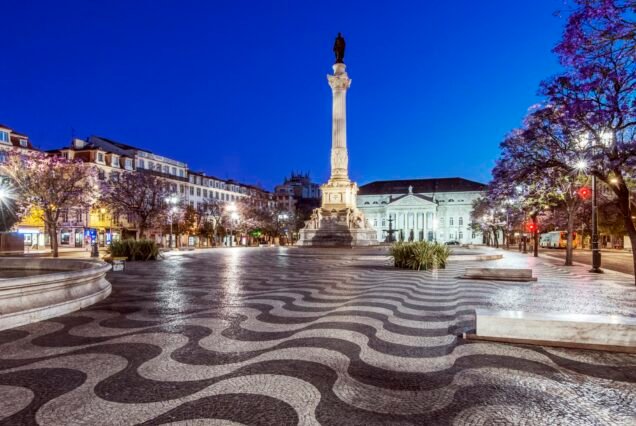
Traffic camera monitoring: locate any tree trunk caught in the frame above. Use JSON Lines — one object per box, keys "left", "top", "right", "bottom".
{"left": 623, "top": 215, "right": 636, "bottom": 286}
{"left": 49, "top": 225, "right": 59, "bottom": 258}
{"left": 565, "top": 208, "right": 575, "bottom": 266}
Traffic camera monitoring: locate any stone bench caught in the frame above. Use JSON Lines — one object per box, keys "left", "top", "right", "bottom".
{"left": 467, "top": 309, "right": 636, "bottom": 352}
{"left": 460, "top": 268, "right": 536, "bottom": 282}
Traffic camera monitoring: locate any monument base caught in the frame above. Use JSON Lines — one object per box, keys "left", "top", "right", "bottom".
{"left": 296, "top": 208, "right": 378, "bottom": 247}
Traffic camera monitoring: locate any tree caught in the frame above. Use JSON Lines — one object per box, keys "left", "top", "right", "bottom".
{"left": 196, "top": 199, "right": 226, "bottom": 245}
{"left": 100, "top": 171, "right": 169, "bottom": 239}
{"left": 492, "top": 107, "right": 590, "bottom": 264}
{"left": 543, "top": 0, "right": 636, "bottom": 280}
{"left": 1, "top": 150, "right": 97, "bottom": 257}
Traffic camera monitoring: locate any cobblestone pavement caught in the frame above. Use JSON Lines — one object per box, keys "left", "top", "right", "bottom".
{"left": 1, "top": 247, "right": 635, "bottom": 425}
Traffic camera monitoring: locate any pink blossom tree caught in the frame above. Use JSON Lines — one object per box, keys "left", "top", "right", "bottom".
{"left": 543, "top": 0, "right": 636, "bottom": 278}
{"left": 99, "top": 171, "right": 170, "bottom": 239}
{"left": 0, "top": 150, "right": 98, "bottom": 257}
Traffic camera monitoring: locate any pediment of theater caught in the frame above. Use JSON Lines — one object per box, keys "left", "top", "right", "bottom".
{"left": 387, "top": 194, "right": 436, "bottom": 208}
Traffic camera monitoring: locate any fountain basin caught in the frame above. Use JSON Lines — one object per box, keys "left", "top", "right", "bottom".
{"left": 0, "top": 258, "right": 112, "bottom": 331}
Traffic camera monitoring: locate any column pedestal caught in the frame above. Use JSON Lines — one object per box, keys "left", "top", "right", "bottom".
{"left": 297, "top": 61, "right": 377, "bottom": 247}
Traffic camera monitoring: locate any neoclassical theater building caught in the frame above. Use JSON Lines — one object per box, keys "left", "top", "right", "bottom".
{"left": 356, "top": 177, "right": 486, "bottom": 244}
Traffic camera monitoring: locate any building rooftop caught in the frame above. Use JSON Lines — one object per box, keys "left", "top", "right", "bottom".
{"left": 359, "top": 177, "right": 487, "bottom": 195}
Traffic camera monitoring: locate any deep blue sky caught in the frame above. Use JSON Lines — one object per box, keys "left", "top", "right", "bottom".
{"left": 1, "top": 0, "right": 568, "bottom": 190}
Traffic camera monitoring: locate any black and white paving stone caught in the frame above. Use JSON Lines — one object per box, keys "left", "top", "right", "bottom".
{"left": 0, "top": 247, "right": 635, "bottom": 425}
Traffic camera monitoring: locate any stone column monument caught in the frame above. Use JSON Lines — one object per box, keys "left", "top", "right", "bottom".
{"left": 297, "top": 33, "right": 377, "bottom": 247}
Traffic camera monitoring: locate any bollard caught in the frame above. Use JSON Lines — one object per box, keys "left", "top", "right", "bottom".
{"left": 91, "top": 243, "right": 99, "bottom": 258}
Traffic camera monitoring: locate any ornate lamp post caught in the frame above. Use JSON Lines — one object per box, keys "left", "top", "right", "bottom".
{"left": 165, "top": 195, "right": 178, "bottom": 248}
{"left": 227, "top": 202, "right": 238, "bottom": 247}
{"left": 575, "top": 130, "right": 612, "bottom": 273}
{"left": 278, "top": 213, "right": 289, "bottom": 245}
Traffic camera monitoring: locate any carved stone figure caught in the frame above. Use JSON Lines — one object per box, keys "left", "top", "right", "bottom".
{"left": 333, "top": 33, "right": 345, "bottom": 64}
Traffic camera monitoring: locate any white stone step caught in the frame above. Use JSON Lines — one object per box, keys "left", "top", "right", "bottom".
{"left": 461, "top": 268, "right": 537, "bottom": 282}
{"left": 473, "top": 310, "right": 636, "bottom": 350}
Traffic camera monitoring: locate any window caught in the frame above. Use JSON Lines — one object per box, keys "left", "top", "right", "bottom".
{"left": 449, "top": 217, "right": 454, "bottom": 226}
{"left": 215, "top": 192, "right": 219, "bottom": 199}
{"left": 459, "top": 217, "right": 463, "bottom": 226}
{"left": 0, "top": 131, "right": 9, "bottom": 143}
{"left": 196, "top": 188, "right": 201, "bottom": 196}
{"left": 97, "top": 152, "right": 104, "bottom": 163}
{"left": 190, "top": 186, "right": 194, "bottom": 195}
{"left": 75, "top": 210, "right": 82, "bottom": 222}
{"left": 171, "top": 167, "right": 177, "bottom": 175}
{"left": 60, "top": 210, "right": 69, "bottom": 222}
{"left": 203, "top": 189, "right": 208, "bottom": 197}
{"left": 125, "top": 159, "right": 132, "bottom": 169}
{"left": 138, "top": 159, "right": 145, "bottom": 169}
{"left": 97, "top": 170, "right": 106, "bottom": 180}
{"left": 19, "top": 139, "right": 28, "bottom": 147}
{"left": 127, "top": 213, "right": 135, "bottom": 223}
{"left": 112, "top": 156, "right": 119, "bottom": 167}
{"left": 179, "top": 169, "right": 184, "bottom": 177}
{"left": 180, "top": 184, "right": 185, "bottom": 194}
{"left": 459, "top": 231, "right": 463, "bottom": 240}
{"left": 163, "top": 165, "right": 169, "bottom": 174}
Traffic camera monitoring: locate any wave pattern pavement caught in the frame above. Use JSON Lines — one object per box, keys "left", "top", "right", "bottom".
{"left": 1, "top": 247, "right": 635, "bottom": 425}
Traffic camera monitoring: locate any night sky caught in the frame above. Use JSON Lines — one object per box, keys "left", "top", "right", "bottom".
{"left": 1, "top": 0, "right": 567, "bottom": 190}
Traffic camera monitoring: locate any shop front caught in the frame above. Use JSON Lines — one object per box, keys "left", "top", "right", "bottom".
{"left": 60, "top": 227, "right": 85, "bottom": 248}
{"left": 17, "top": 226, "right": 46, "bottom": 250}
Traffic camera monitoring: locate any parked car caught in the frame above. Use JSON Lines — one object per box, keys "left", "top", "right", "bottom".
{"left": 445, "top": 240, "right": 460, "bottom": 246}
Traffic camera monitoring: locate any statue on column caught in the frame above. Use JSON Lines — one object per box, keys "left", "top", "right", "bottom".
{"left": 333, "top": 33, "right": 345, "bottom": 64}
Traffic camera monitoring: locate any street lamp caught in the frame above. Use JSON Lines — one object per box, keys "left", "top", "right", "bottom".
{"left": 575, "top": 131, "right": 613, "bottom": 273}
{"left": 278, "top": 213, "right": 289, "bottom": 245}
{"left": 165, "top": 195, "right": 178, "bottom": 248}
{"left": 227, "top": 202, "right": 237, "bottom": 247}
